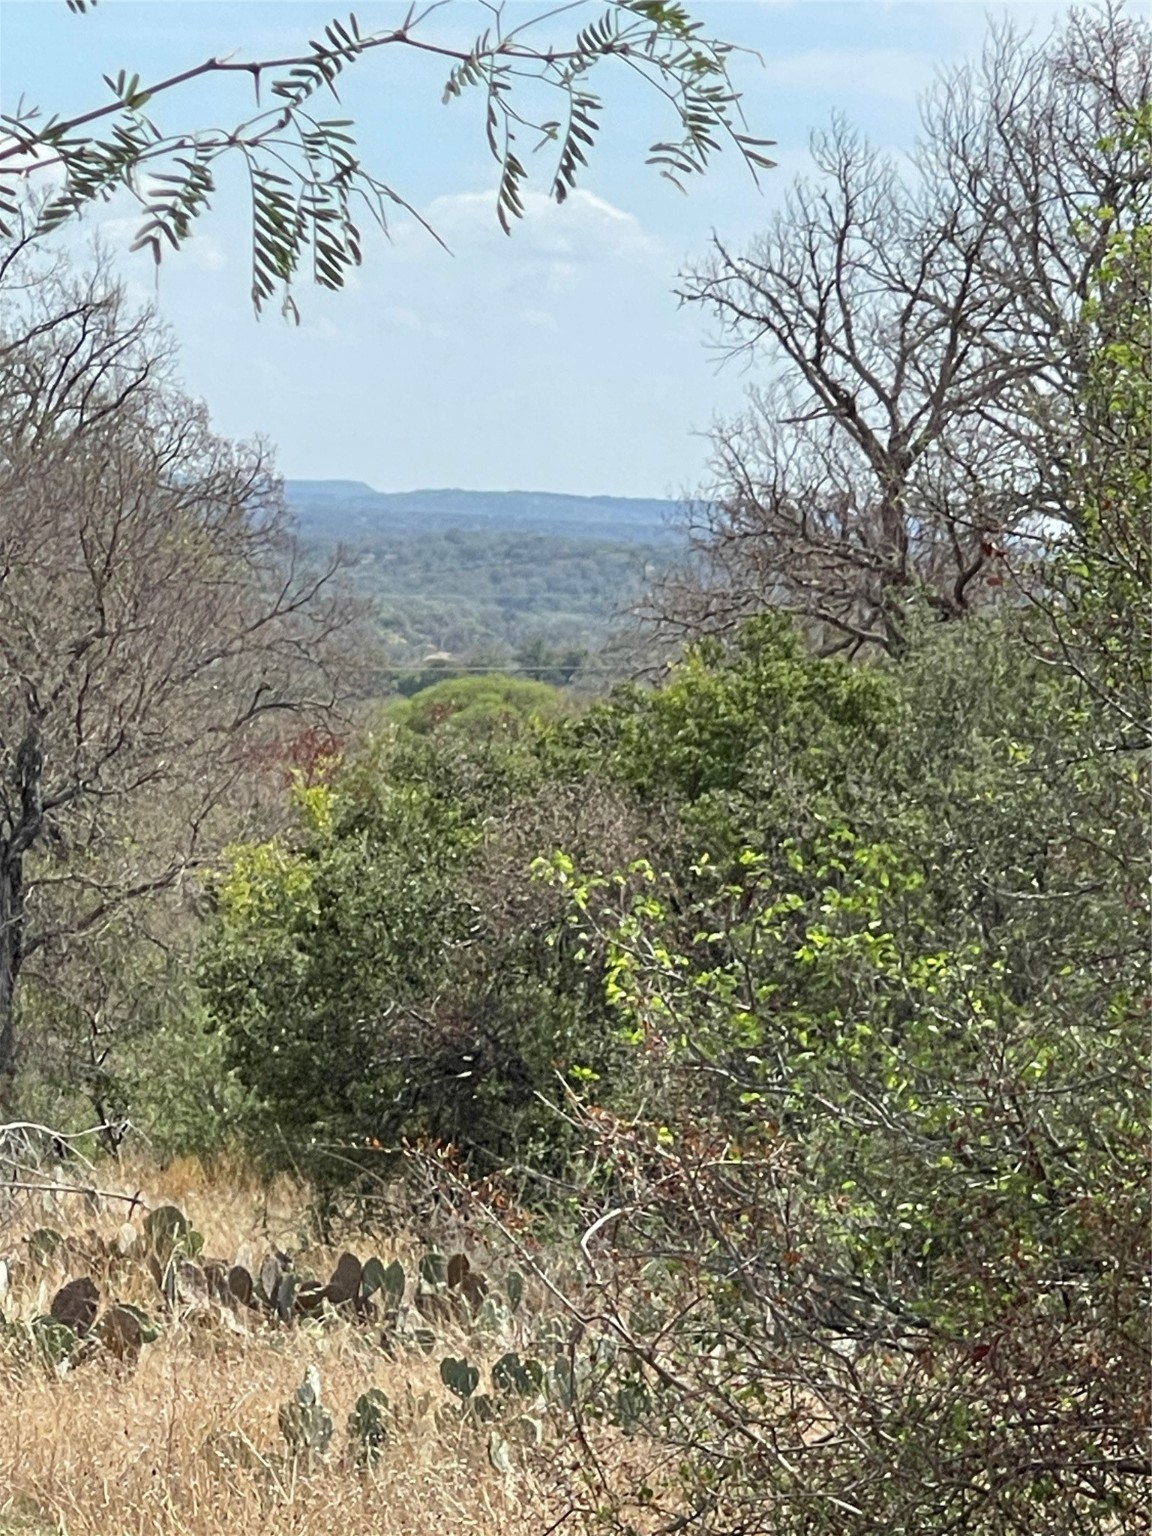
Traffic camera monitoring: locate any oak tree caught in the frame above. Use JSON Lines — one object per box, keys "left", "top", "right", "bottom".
{"left": 654, "top": 5, "right": 1150, "bottom": 653}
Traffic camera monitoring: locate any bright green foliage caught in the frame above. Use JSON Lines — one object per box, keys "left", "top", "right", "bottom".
{"left": 199, "top": 728, "right": 625, "bottom": 1182}
{"left": 200, "top": 748, "right": 478, "bottom": 1178}
{"left": 1046, "top": 104, "right": 1152, "bottom": 748}
{"left": 387, "top": 673, "right": 568, "bottom": 740}
{"left": 563, "top": 613, "right": 893, "bottom": 809}
{"left": 539, "top": 612, "right": 1148, "bottom": 1533}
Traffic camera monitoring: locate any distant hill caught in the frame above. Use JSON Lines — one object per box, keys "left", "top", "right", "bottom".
{"left": 283, "top": 481, "right": 689, "bottom": 666}
{"left": 284, "top": 482, "right": 684, "bottom": 546}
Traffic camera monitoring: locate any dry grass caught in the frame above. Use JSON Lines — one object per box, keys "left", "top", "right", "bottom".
{"left": 0, "top": 1156, "right": 591, "bottom": 1536}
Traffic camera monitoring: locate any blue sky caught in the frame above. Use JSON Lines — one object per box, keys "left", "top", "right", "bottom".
{"left": 1, "top": 0, "right": 1067, "bottom": 497}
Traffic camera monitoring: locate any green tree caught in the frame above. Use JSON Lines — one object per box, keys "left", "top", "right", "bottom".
{"left": 387, "top": 672, "right": 568, "bottom": 739}
{"left": 199, "top": 725, "right": 631, "bottom": 1187}
{"left": 1029, "top": 104, "right": 1152, "bottom": 751}
{"left": 536, "top": 612, "right": 1147, "bottom": 1534}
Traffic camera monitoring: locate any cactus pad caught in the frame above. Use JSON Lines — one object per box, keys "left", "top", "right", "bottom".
{"left": 439, "top": 1356, "right": 480, "bottom": 1400}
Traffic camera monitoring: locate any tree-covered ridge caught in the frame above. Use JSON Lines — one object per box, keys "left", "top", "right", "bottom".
{"left": 287, "top": 483, "right": 684, "bottom": 665}
{"left": 284, "top": 483, "right": 682, "bottom": 546}
{"left": 336, "top": 528, "right": 672, "bottom": 662}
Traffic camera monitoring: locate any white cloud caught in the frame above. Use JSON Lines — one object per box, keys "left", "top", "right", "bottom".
{"left": 379, "top": 304, "right": 432, "bottom": 333}
{"left": 96, "top": 212, "right": 227, "bottom": 276}
{"left": 520, "top": 307, "right": 558, "bottom": 332}
{"left": 299, "top": 315, "right": 349, "bottom": 344}
{"left": 398, "top": 187, "right": 665, "bottom": 266}
{"left": 0, "top": 142, "right": 67, "bottom": 189}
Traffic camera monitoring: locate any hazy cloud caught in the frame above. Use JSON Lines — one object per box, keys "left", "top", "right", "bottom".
{"left": 398, "top": 188, "right": 666, "bottom": 266}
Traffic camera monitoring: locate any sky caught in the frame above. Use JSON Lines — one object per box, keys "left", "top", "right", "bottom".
{"left": 1, "top": 0, "right": 1070, "bottom": 498}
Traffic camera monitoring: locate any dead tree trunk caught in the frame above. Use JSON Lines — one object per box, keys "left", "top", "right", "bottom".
{"left": 0, "top": 715, "right": 43, "bottom": 1098}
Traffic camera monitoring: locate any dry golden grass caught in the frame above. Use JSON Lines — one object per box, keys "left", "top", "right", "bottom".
{"left": 0, "top": 1157, "right": 592, "bottom": 1536}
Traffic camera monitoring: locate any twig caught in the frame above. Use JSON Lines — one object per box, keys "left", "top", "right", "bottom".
{"left": 3, "top": 1181, "right": 145, "bottom": 1213}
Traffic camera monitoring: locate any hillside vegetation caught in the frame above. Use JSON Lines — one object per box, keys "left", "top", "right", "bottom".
{"left": 287, "top": 482, "right": 683, "bottom": 664}
{"left": 0, "top": 10, "right": 1147, "bottom": 1536}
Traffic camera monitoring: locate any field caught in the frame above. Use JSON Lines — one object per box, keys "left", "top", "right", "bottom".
{"left": 0, "top": 1157, "right": 637, "bottom": 1536}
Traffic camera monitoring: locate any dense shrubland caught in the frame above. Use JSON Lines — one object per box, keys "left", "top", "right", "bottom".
{"left": 0, "top": 9, "right": 1148, "bottom": 1534}
{"left": 194, "top": 589, "right": 1146, "bottom": 1530}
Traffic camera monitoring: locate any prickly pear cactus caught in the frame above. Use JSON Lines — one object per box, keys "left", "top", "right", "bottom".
{"left": 411, "top": 1325, "right": 436, "bottom": 1355}
{"left": 415, "top": 1249, "right": 454, "bottom": 1327}
{"left": 227, "top": 1265, "right": 254, "bottom": 1308}
{"left": 325, "top": 1252, "right": 362, "bottom": 1307}
{"left": 142, "top": 1206, "right": 205, "bottom": 1310}
{"left": 27, "top": 1228, "right": 64, "bottom": 1265}
{"left": 31, "top": 1316, "right": 77, "bottom": 1376}
{"left": 142, "top": 1205, "right": 198, "bottom": 1261}
{"left": 439, "top": 1355, "right": 479, "bottom": 1401}
{"left": 49, "top": 1277, "right": 99, "bottom": 1336}
{"left": 108, "top": 1301, "right": 160, "bottom": 1351}
{"left": 504, "top": 1270, "right": 524, "bottom": 1312}
{"left": 257, "top": 1251, "right": 291, "bottom": 1308}
{"left": 492, "top": 1351, "right": 544, "bottom": 1399}
{"left": 293, "top": 1279, "right": 327, "bottom": 1317}
{"left": 347, "top": 1386, "right": 390, "bottom": 1468}
{"left": 378, "top": 1259, "right": 406, "bottom": 1311}
{"left": 488, "top": 1430, "right": 514, "bottom": 1477}
{"left": 360, "top": 1256, "right": 385, "bottom": 1303}
{"left": 550, "top": 1357, "right": 578, "bottom": 1410}
{"left": 278, "top": 1364, "right": 333, "bottom": 1466}
{"left": 274, "top": 1271, "right": 298, "bottom": 1325}
{"left": 419, "top": 1250, "right": 448, "bottom": 1291}
{"left": 366, "top": 1257, "right": 407, "bottom": 1347}
{"left": 614, "top": 1372, "right": 654, "bottom": 1434}
{"left": 466, "top": 1392, "right": 498, "bottom": 1425}
{"left": 99, "top": 1305, "right": 144, "bottom": 1367}
{"left": 475, "top": 1294, "right": 510, "bottom": 1333}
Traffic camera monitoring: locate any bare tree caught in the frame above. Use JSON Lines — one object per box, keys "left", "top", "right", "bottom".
{"left": 652, "top": 4, "right": 1150, "bottom": 654}
{"left": 0, "top": 225, "right": 354, "bottom": 1100}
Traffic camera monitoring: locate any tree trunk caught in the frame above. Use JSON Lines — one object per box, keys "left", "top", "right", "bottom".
{"left": 0, "top": 845, "right": 25, "bottom": 1103}
{"left": 0, "top": 716, "right": 44, "bottom": 1103}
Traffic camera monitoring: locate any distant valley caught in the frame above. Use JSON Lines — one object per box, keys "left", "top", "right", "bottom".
{"left": 284, "top": 481, "right": 689, "bottom": 673}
